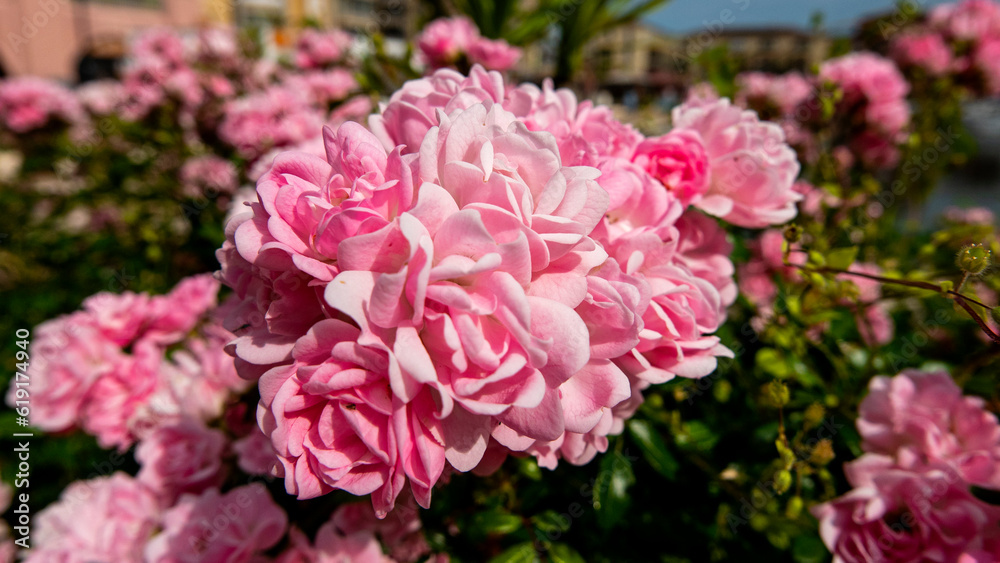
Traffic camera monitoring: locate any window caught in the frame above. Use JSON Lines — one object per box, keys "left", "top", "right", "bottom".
{"left": 345, "top": 0, "right": 373, "bottom": 17}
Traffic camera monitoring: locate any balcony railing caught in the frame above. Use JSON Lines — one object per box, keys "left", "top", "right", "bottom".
{"left": 75, "top": 0, "right": 164, "bottom": 10}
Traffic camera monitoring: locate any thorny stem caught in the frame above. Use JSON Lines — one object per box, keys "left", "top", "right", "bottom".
{"left": 958, "top": 272, "right": 971, "bottom": 293}
{"left": 786, "top": 258, "right": 1000, "bottom": 344}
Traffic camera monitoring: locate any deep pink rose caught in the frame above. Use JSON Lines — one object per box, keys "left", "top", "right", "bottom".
{"left": 631, "top": 130, "right": 710, "bottom": 207}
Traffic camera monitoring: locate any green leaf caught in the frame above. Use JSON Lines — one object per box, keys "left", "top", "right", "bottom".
{"left": 548, "top": 543, "right": 586, "bottom": 563}
{"left": 627, "top": 419, "right": 679, "bottom": 480}
{"left": 792, "top": 534, "right": 829, "bottom": 563}
{"left": 470, "top": 509, "right": 523, "bottom": 537}
{"left": 756, "top": 348, "right": 791, "bottom": 379}
{"left": 488, "top": 542, "right": 539, "bottom": 563}
{"left": 531, "top": 510, "right": 571, "bottom": 535}
{"left": 826, "top": 246, "right": 859, "bottom": 270}
{"left": 517, "top": 457, "right": 543, "bottom": 481}
{"left": 593, "top": 448, "right": 635, "bottom": 529}
{"left": 681, "top": 421, "right": 720, "bottom": 453}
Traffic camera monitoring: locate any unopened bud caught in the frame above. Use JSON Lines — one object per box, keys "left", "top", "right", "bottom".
{"left": 957, "top": 244, "right": 991, "bottom": 276}
{"left": 773, "top": 469, "right": 793, "bottom": 494}
{"left": 783, "top": 224, "right": 803, "bottom": 244}
{"left": 769, "top": 381, "right": 790, "bottom": 408}
{"left": 786, "top": 496, "right": 804, "bottom": 519}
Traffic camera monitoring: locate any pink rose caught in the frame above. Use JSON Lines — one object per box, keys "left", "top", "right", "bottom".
{"left": 219, "top": 86, "right": 326, "bottom": 160}
{"left": 28, "top": 473, "right": 159, "bottom": 563}
{"left": 368, "top": 65, "right": 506, "bottom": 154}
{"left": 631, "top": 129, "right": 710, "bottom": 207}
{"left": 511, "top": 79, "right": 643, "bottom": 166}
{"left": 467, "top": 37, "right": 522, "bottom": 71}
{"left": 0, "top": 77, "right": 84, "bottom": 133}
{"left": 258, "top": 319, "right": 444, "bottom": 516}
{"left": 930, "top": 0, "right": 1000, "bottom": 41}
{"left": 7, "top": 274, "right": 241, "bottom": 449}
{"left": 892, "top": 31, "right": 954, "bottom": 76}
{"left": 813, "top": 455, "right": 1000, "bottom": 563}
{"left": 81, "top": 291, "right": 153, "bottom": 346}
{"left": 146, "top": 274, "right": 220, "bottom": 343}
{"left": 671, "top": 98, "right": 801, "bottom": 228}
{"left": 277, "top": 525, "right": 391, "bottom": 563}
{"left": 131, "top": 27, "right": 188, "bottom": 68}
{"left": 416, "top": 17, "right": 480, "bottom": 68}
{"left": 180, "top": 156, "right": 239, "bottom": 200}
{"left": 858, "top": 303, "right": 895, "bottom": 347}
{"left": 284, "top": 68, "right": 359, "bottom": 107}
{"left": 974, "top": 37, "right": 1000, "bottom": 96}
{"left": 332, "top": 496, "right": 432, "bottom": 562}
{"left": 858, "top": 370, "right": 1000, "bottom": 489}
{"left": 136, "top": 419, "right": 227, "bottom": 503}
{"left": 736, "top": 71, "right": 813, "bottom": 116}
{"left": 10, "top": 313, "right": 123, "bottom": 433}
{"left": 819, "top": 52, "right": 910, "bottom": 165}
{"left": 144, "top": 483, "right": 288, "bottom": 563}
{"left": 232, "top": 426, "right": 278, "bottom": 476}
{"left": 76, "top": 79, "right": 126, "bottom": 116}
{"left": 294, "top": 29, "right": 353, "bottom": 69}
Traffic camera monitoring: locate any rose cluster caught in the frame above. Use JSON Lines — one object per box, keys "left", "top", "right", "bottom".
{"left": 294, "top": 29, "right": 354, "bottom": 70}
{"left": 891, "top": 0, "right": 1000, "bottom": 96}
{"left": 219, "top": 64, "right": 801, "bottom": 516}
{"left": 0, "top": 27, "right": 365, "bottom": 174}
{"left": 6, "top": 277, "right": 443, "bottom": 563}
{"left": 813, "top": 370, "right": 1000, "bottom": 562}
{"left": 23, "top": 473, "right": 436, "bottom": 563}
{"left": 730, "top": 52, "right": 911, "bottom": 172}
{"left": 0, "top": 77, "right": 84, "bottom": 135}
{"left": 416, "top": 17, "right": 522, "bottom": 72}
{"left": 6, "top": 274, "right": 246, "bottom": 450}
{"left": 818, "top": 53, "right": 912, "bottom": 170}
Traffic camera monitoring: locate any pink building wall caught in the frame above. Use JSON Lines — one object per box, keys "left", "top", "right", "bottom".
{"left": 0, "top": 0, "right": 216, "bottom": 82}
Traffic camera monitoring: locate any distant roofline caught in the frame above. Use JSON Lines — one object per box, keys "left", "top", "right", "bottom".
{"left": 633, "top": 20, "right": 837, "bottom": 40}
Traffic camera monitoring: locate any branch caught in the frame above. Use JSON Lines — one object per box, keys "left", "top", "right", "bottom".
{"left": 789, "top": 262, "right": 1000, "bottom": 345}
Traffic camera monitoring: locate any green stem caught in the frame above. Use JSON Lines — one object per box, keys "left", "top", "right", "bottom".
{"left": 792, "top": 263, "right": 1000, "bottom": 344}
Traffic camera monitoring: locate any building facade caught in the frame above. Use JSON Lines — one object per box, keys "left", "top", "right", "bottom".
{"left": 0, "top": 0, "right": 228, "bottom": 81}
{"left": 0, "top": 0, "right": 419, "bottom": 82}
{"left": 577, "top": 22, "right": 832, "bottom": 101}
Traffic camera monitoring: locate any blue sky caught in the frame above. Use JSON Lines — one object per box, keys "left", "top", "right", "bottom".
{"left": 645, "top": 0, "right": 955, "bottom": 34}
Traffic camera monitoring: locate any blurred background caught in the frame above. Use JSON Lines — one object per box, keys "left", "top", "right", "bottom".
{"left": 2, "top": 3, "right": 1000, "bottom": 561}
{"left": 2, "top": 0, "right": 995, "bottom": 209}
